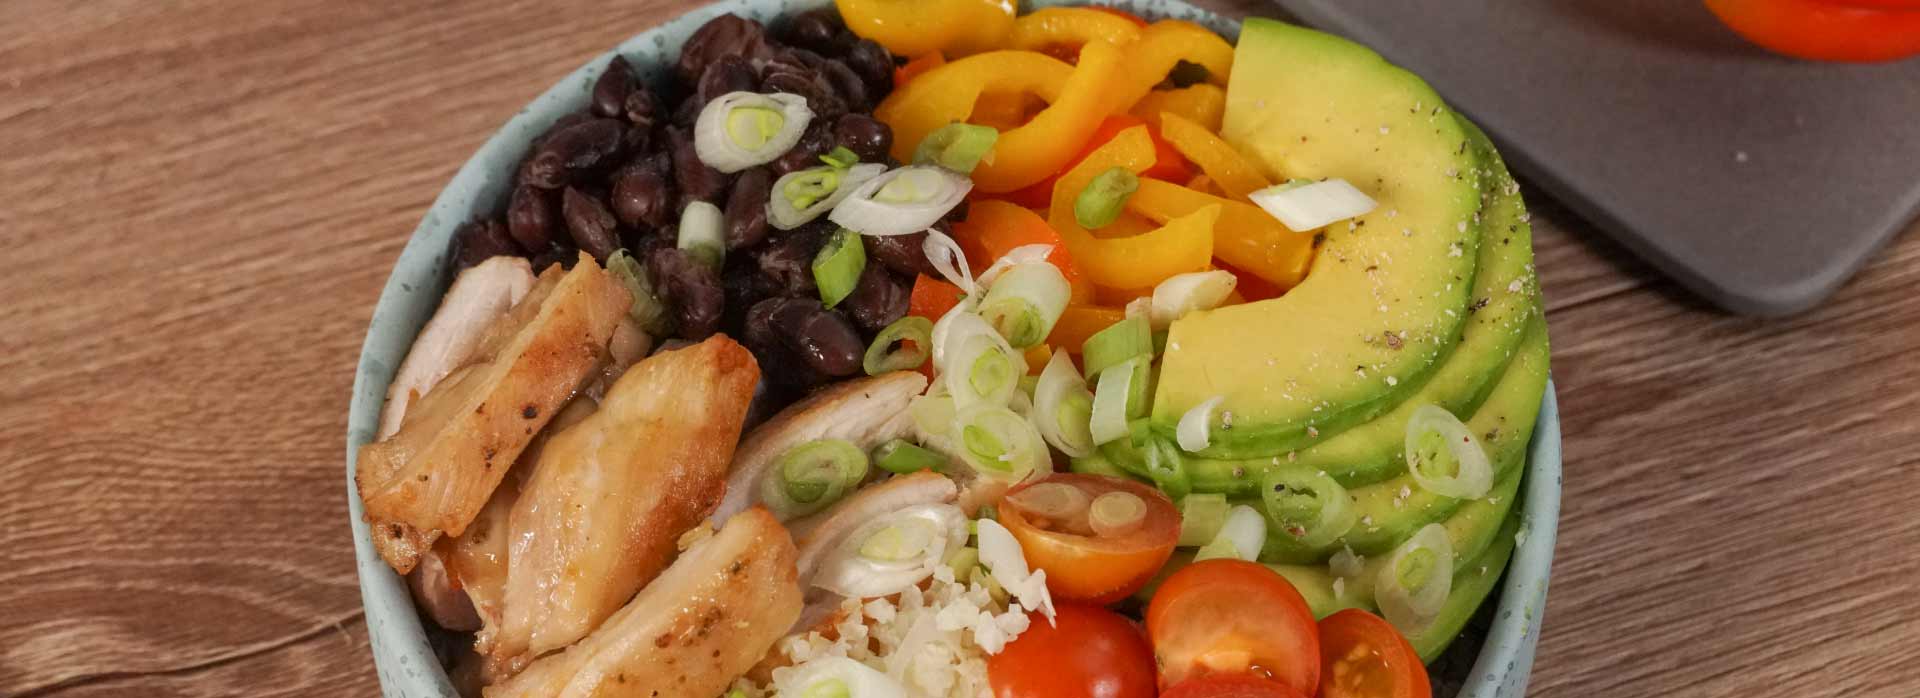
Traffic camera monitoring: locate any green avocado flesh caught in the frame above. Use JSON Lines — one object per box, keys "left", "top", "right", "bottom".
{"left": 1409, "top": 512, "right": 1521, "bottom": 662}
{"left": 1151, "top": 17, "right": 1485, "bottom": 458}
{"left": 1181, "top": 118, "right": 1541, "bottom": 491}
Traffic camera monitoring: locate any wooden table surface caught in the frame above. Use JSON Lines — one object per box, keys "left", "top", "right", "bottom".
{"left": 5, "top": 0, "right": 1917, "bottom": 695}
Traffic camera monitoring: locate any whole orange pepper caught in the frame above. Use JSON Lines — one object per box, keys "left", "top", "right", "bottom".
{"left": 1131, "top": 83, "right": 1227, "bottom": 132}
{"left": 1048, "top": 126, "right": 1216, "bottom": 289}
{"left": 875, "top": 50, "right": 1074, "bottom": 164}
{"left": 836, "top": 0, "right": 1016, "bottom": 57}
{"left": 1107, "top": 20, "right": 1235, "bottom": 115}
{"left": 1129, "top": 178, "right": 1314, "bottom": 289}
{"left": 950, "top": 199, "right": 1094, "bottom": 304}
{"left": 1157, "top": 111, "right": 1273, "bottom": 200}
{"left": 970, "top": 40, "right": 1127, "bottom": 193}
{"left": 1009, "top": 7, "right": 1145, "bottom": 53}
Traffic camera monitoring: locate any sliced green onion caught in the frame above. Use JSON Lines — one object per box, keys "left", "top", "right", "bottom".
{"left": 1126, "top": 359, "right": 1154, "bottom": 419}
{"left": 1069, "top": 452, "right": 1136, "bottom": 480}
{"left": 1008, "top": 482, "right": 1093, "bottom": 522}
{"left": 830, "top": 166, "right": 973, "bottom": 237}
{"left": 859, "top": 517, "right": 939, "bottom": 561}
{"left": 1089, "top": 491, "right": 1147, "bottom": 538}
{"left": 913, "top": 123, "right": 1001, "bottom": 174}
{"left": 945, "top": 545, "right": 980, "bottom": 573}
{"left": 863, "top": 315, "right": 934, "bottom": 375}
{"left": 1405, "top": 404, "right": 1494, "bottom": 499}
{"left": 872, "top": 438, "right": 947, "bottom": 474}
{"left": 923, "top": 229, "right": 978, "bottom": 299}
{"left": 1033, "top": 352, "right": 1096, "bottom": 457}
{"left": 1260, "top": 466, "right": 1357, "bottom": 548}
{"left": 1249, "top": 177, "right": 1379, "bottom": 233}
{"left": 1177, "top": 493, "right": 1231, "bottom": 546}
{"left": 1176, "top": 396, "right": 1225, "bottom": 452}
{"left": 759, "top": 438, "right": 869, "bottom": 519}
{"left": 1143, "top": 436, "right": 1193, "bottom": 500}
{"left": 694, "top": 92, "right": 814, "bottom": 173}
{"left": 1081, "top": 315, "right": 1152, "bottom": 378}
{"left": 1194, "top": 504, "right": 1264, "bottom": 562}
{"left": 802, "top": 678, "right": 850, "bottom": 698}
{"left": 1376, "top": 523, "right": 1454, "bottom": 633}
{"left": 1089, "top": 357, "right": 1142, "bottom": 445}
{"left": 771, "top": 163, "right": 888, "bottom": 231}
{"left": 786, "top": 168, "right": 842, "bottom": 210}
{"left": 820, "top": 146, "right": 860, "bottom": 169}
{"left": 939, "top": 312, "right": 1021, "bottom": 408}
{"left": 677, "top": 201, "right": 725, "bottom": 268}
{"left": 1150, "top": 270, "right": 1238, "bottom": 330}
{"left": 909, "top": 393, "right": 957, "bottom": 437}
{"left": 1074, "top": 167, "right": 1140, "bottom": 229}
{"left": 978, "top": 263, "right": 1071, "bottom": 348}
{"left": 604, "top": 249, "right": 670, "bottom": 336}
{"left": 812, "top": 227, "right": 866, "bottom": 309}
{"left": 953, "top": 404, "right": 1049, "bottom": 481}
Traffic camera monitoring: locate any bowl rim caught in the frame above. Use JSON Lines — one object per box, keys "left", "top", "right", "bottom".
{"left": 343, "top": 2, "right": 1560, "bottom": 696}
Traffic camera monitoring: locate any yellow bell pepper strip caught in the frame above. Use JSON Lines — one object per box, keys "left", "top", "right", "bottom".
{"left": 1128, "top": 178, "right": 1314, "bottom": 289}
{"left": 1106, "top": 20, "right": 1235, "bottom": 115}
{"left": 1048, "top": 304, "right": 1127, "bottom": 353}
{"left": 1156, "top": 112, "right": 1273, "bottom": 200}
{"left": 1095, "top": 284, "right": 1155, "bottom": 307}
{"left": 1009, "top": 7, "right": 1145, "bottom": 52}
{"left": 836, "top": 0, "right": 1016, "bottom": 58}
{"left": 1048, "top": 125, "right": 1217, "bottom": 289}
{"left": 875, "top": 51, "right": 1074, "bottom": 164}
{"left": 1091, "top": 210, "right": 1162, "bottom": 240}
{"left": 971, "top": 40, "right": 1127, "bottom": 193}
{"left": 1130, "top": 83, "right": 1227, "bottom": 132}
{"left": 971, "top": 91, "right": 1043, "bottom": 132}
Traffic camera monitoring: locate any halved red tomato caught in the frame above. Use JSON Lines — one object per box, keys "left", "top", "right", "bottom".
{"left": 989, "top": 603, "right": 1158, "bottom": 698}
{"left": 1704, "top": 0, "right": 1920, "bottom": 62}
{"left": 1163, "top": 675, "right": 1310, "bottom": 698}
{"left": 1317, "top": 609, "right": 1431, "bottom": 698}
{"left": 1146, "top": 559, "right": 1321, "bottom": 696}
{"left": 997, "top": 473, "right": 1180, "bottom": 604}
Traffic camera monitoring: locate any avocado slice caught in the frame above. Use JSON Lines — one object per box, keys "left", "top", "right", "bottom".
{"left": 1184, "top": 118, "right": 1541, "bottom": 492}
{"left": 1152, "top": 18, "right": 1485, "bottom": 458}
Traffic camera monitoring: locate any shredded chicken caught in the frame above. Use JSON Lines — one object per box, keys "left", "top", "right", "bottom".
{"left": 357, "top": 254, "right": 631, "bottom": 575}
{"left": 482, "top": 507, "right": 802, "bottom": 698}
{"left": 480, "top": 336, "right": 760, "bottom": 676}
{"left": 379, "top": 257, "right": 537, "bottom": 439}
{"left": 716, "top": 371, "right": 928, "bottom": 521}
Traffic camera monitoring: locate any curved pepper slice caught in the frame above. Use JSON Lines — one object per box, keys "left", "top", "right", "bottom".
{"left": 1009, "top": 7, "right": 1145, "bottom": 52}
{"left": 1131, "top": 83, "right": 1227, "bottom": 132}
{"left": 951, "top": 199, "right": 1094, "bottom": 304}
{"left": 1129, "top": 178, "right": 1314, "bottom": 289}
{"left": 1048, "top": 304, "right": 1128, "bottom": 352}
{"left": 875, "top": 51, "right": 1074, "bottom": 164}
{"left": 1106, "top": 20, "right": 1235, "bottom": 115}
{"left": 970, "top": 40, "right": 1126, "bottom": 193}
{"left": 836, "top": 0, "right": 1016, "bottom": 58}
{"left": 1048, "top": 126, "right": 1216, "bottom": 289}
{"left": 1157, "top": 111, "right": 1273, "bottom": 200}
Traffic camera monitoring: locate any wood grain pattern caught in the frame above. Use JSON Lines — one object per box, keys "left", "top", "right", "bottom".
{"left": 1, "top": 0, "right": 1914, "bottom": 695}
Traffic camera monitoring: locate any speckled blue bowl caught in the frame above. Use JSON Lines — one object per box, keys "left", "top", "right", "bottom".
{"left": 344, "top": 2, "right": 1562, "bottom": 695}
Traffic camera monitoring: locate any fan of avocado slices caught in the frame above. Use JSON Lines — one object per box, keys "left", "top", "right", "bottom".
{"left": 1088, "top": 18, "right": 1551, "bottom": 662}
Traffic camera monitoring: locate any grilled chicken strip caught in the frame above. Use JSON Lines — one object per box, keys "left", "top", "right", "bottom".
{"left": 483, "top": 507, "right": 802, "bottom": 698}
{"left": 715, "top": 371, "right": 928, "bottom": 521}
{"left": 483, "top": 336, "right": 759, "bottom": 674}
{"left": 379, "top": 257, "right": 537, "bottom": 440}
{"left": 358, "top": 254, "right": 630, "bottom": 575}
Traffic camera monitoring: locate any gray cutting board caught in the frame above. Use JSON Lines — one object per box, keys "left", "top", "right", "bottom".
{"left": 1271, "top": 0, "right": 1920, "bottom": 315}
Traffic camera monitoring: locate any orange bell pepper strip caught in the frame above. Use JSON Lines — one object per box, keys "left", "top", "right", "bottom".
{"left": 1049, "top": 126, "right": 1217, "bottom": 289}
{"left": 1048, "top": 305, "right": 1127, "bottom": 353}
{"left": 876, "top": 51, "right": 1074, "bottom": 164}
{"left": 894, "top": 53, "right": 947, "bottom": 88}
{"left": 1157, "top": 112, "right": 1273, "bottom": 200}
{"left": 1094, "top": 283, "right": 1154, "bottom": 307}
{"left": 1131, "top": 83, "right": 1227, "bottom": 132}
{"left": 970, "top": 40, "right": 1127, "bottom": 193}
{"left": 1009, "top": 7, "right": 1144, "bottom": 52}
{"left": 1128, "top": 178, "right": 1314, "bottom": 288}
{"left": 1023, "top": 344, "right": 1055, "bottom": 375}
{"left": 836, "top": 0, "right": 1016, "bottom": 58}
{"left": 1107, "top": 20, "right": 1235, "bottom": 115}
{"left": 950, "top": 199, "right": 1094, "bottom": 304}
{"left": 971, "top": 91, "right": 1043, "bottom": 132}
{"left": 998, "top": 114, "right": 1191, "bottom": 209}
{"left": 909, "top": 273, "right": 966, "bottom": 321}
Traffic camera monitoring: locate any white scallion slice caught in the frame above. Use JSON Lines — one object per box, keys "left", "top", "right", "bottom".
{"left": 1177, "top": 493, "right": 1230, "bottom": 547}
{"left": 952, "top": 404, "right": 1049, "bottom": 481}
{"left": 693, "top": 91, "right": 813, "bottom": 173}
{"left": 813, "top": 503, "right": 969, "bottom": 599}
{"left": 1006, "top": 482, "right": 1092, "bottom": 522}
{"left": 1175, "top": 395, "right": 1225, "bottom": 452}
{"left": 1249, "top": 178, "right": 1379, "bottom": 233}
{"left": 1260, "top": 466, "right": 1357, "bottom": 548}
{"left": 909, "top": 393, "right": 958, "bottom": 437}
{"left": 1089, "top": 357, "right": 1142, "bottom": 445}
{"left": 1080, "top": 315, "right": 1151, "bottom": 378}
{"left": 759, "top": 438, "right": 870, "bottom": 520}
{"left": 1376, "top": 523, "right": 1454, "bottom": 634}
{"left": 1194, "top": 504, "right": 1266, "bottom": 562}
{"left": 1088, "top": 491, "right": 1146, "bottom": 538}
{"left": 863, "top": 315, "right": 934, "bottom": 375}
{"left": 770, "top": 163, "right": 887, "bottom": 230}
{"left": 830, "top": 166, "right": 973, "bottom": 237}
{"left": 676, "top": 200, "right": 725, "bottom": 268}
{"left": 779, "top": 657, "right": 910, "bottom": 698}
{"left": 1150, "top": 270, "right": 1238, "bottom": 330}
{"left": 976, "top": 244, "right": 1054, "bottom": 288}
{"left": 604, "top": 249, "right": 670, "bottom": 336}
{"left": 1405, "top": 404, "right": 1493, "bottom": 499}
{"left": 939, "top": 312, "right": 1021, "bottom": 408}
{"left": 978, "top": 263, "right": 1070, "bottom": 348}
{"left": 1033, "top": 352, "right": 1096, "bottom": 457}
{"left": 922, "top": 228, "right": 977, "bottom": 296}
{"left": 812, "top": 227, "right": 866, "bottom": 309}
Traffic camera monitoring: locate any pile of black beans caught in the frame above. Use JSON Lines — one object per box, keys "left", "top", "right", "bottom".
{"left": 453, "top": 9, "right": 949, "bottom": 396}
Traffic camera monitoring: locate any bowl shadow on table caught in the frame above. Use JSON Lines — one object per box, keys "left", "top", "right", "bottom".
{"left": 1548, "top": 0, "right": 1760, "bottom": 59}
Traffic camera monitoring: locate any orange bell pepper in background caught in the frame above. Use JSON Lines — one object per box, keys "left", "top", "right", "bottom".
{"left": 1218, "top": 261, "right": 1285, "bottom": 303}
{"left": 1049, "top": 305, "right": 1128, "bottom": 353}
{"left": 1049, "top": 126, "right": 1216, "bottom": 289}
{"left": 970, "top": 40, "right": 1126, "bottom": 193}
{"left": 1129, "top": 178, "right": 1314, "bottom": 288}
{"left": 1106, "top": 20, "right": 1235, "bottom": 115}
{"left": 894, "top": 53, "right": 947, "bottom": 88}
{"left": 1000, "top": 115, "right": 1191, "bottom": 208}
{"left": 1157, "top": 112, "right": 1273, "bottom": 200}
{"left": 1024, "top": 344, "right": 1055, "bottom": 374}
{"left": 1094, "top": 284, "right": 1155, "bottom": 307}
{"left": 876, "top": 50, "right": 1074, "bottom": 163}
{"left": 971, "top": 91, "right": 1045, "bottom": 132}
{"left": 1131, "top": 83, "right": 1227, "bottom": 132}
{"left": 1009, "top": 7, "right": 1145, "bottom": 52}
{"left": 909, "top": 273, "right": 966, "bottom": 321}
{"left": 951, "top": 199, "right": 1095, "bottom": 304}
{"left": 836, "top": 0, "right": 1016, "bottom": 57}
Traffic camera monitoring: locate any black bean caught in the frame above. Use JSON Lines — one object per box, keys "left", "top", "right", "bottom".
{"left": 754, "top": 224, "right": 828, "bottom": 296}
{"left": 592, "top": 57, "right": 638, "bottom": 119}
{"left": 744, "top": 298, "right": 829, "bottom": 391}
{"left": 524, "top": 118, "right": 626, "bottom": 189}
{"left": 529, "top": 242, "right": 579, "bottom": 273}
{"left": 765, "top": 297, "right": 864, "bottom": 377}
{"left": 821, "top": 59, "right": 870, "bottom": 113}
{"left": 506, "top": 185, "right": 557, "bottom": 252}
{"left": 781, "top": 9, "right": 844, "bottom": 53}
{"left": 865, "top": 230, "right": 936, "bottom": 276}
{"left": 676, "top": 15, "right": 773, "bottom": 85}
{"left": 611, "top": 161, "right": 673, "bottom": 231}
{"left": 833, "top": 113, "right": 892, "bottom": 163}
{"left": 647, "top": 247, "right": 725, "bottom": 340}
{"left": 761, "top": 69, "right": 844, "bottom": 120}
{"left": 839, "top": 264, "right": 909, "bottom": 333}
{"left": 561, "top": 187, "right": 620, "bottom": 262}
{"left": 696, "top": 55, "right": 759, "bottom": 108}
{"left": 721, "top": 258, "right": 772, "bottom": 337}
{"left": 671, "top": 96, "right": 703, "bottom": 128}
{"left": 771, "top": 121, "right": 835, "bottom": 176}
{"left": 843, "top": 39, "right": 895, "bottom": 95}
{"left": 668, "top": 125, "right": 734, "bottom": 208}
{"left": 625, "top": 228, "right": 674, "bottom": 259}
{"left": 943, "top": 199, "right": 970, "bottom": 223}
{"left": 454, "top": 219, "right": 520, "bottom": 269}
{"left": 624, "top": 88, "right": 661, "bottom": 130}
{"left": 724, "top": 167, "right": 774, "bottom": 250}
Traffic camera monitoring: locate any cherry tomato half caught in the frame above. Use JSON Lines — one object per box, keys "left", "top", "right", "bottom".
{"left": 989, "top": 603, "right": 1158, "bottom": 698}
{"left": 1317, "top": 610, "right": 1432, "bottom": 698}
{"left": 1163, "top": 675, "right": 1311, "bottom": 698}
{"left": 998, "top": 474, "right": 1181, "bottom": 604}
{"left": 1147, "top": 559, "right": 1322, "bottom": 695}
{"left": 1704, "top": 0, "right": 1920, "bottom": 62}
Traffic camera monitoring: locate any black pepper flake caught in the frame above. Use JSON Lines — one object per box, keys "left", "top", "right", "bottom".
{"left": 1312, "top": 232, "right": 1327, "bottom": 248}
{"left": 522, "top": 404, "right": 539, "bottom": 419}
{"left": 1469, "top": 297, "right": 1490, "bottom": 313}
{"left": 1385, "top": 333, "right": 1404, "bottom": 350}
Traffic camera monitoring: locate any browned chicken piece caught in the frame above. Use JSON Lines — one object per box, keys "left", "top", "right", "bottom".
{"left": 481, "top": 336, "right": 760, "bottom": 675}
{"left": 358, "top": 253, "right": 631, "bottom": 575}
{"left": 379, "top": 257, "right": 538, "bottom": 439}
{"left": 482, "top": 507, "right": 802, "bottom": 698}
{"left": 715, "top": 371, "right": 928, "bottom": 521}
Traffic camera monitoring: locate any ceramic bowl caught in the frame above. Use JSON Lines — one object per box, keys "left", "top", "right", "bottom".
{"left": 344, "top": 1, "right": 1562, "bottom": 695}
